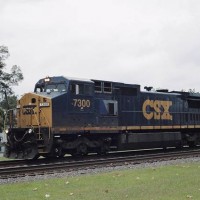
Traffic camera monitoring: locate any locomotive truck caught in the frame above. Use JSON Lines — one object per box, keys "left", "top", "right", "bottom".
{"left": 4, "top": 76, "right": 200, "bottom": 159}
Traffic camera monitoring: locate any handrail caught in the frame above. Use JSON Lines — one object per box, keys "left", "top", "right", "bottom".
{"left": 40, "top": 109, "right": 51, "bottom": 140}
{"left": 3, "top": 109, "right": 16, "bottom": 131}
{"left": 33, "top": 111, "right": 41, "bottom": 139}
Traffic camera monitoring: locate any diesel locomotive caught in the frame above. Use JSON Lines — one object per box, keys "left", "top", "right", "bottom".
{"left": 4, "top": 76, "right": 200, "bottom": 159}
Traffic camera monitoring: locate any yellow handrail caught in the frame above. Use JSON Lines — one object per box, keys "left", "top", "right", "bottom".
{"left": 40, "top": 109, "right": 51, "bottom": 140}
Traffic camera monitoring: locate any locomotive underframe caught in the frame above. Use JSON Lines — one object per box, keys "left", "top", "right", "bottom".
{"left": 4, "top": 127, "right": 200, "bottom": 159}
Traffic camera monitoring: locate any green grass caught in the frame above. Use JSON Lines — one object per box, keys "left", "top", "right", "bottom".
{"left": 0, "top": 158, "right": 10, "bottom": 161}
{"left": 0, "top": 155, "right": 11, "bottom": 161}
{"left": 1, "top": 162, "right": 200, "bottom": 200}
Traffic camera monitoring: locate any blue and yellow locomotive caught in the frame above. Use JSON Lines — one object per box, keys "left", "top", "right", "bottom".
{"left": 4, "top": 76, "right": 200, "bottom": 159}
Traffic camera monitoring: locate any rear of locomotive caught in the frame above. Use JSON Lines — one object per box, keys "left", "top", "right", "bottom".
{"left": 4, "top": 78, "right": 60, "bottom": 159}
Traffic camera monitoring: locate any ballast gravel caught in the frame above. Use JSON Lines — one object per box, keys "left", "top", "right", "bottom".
{"left": 1, "top": 157, "right": 200, "bottom": 185}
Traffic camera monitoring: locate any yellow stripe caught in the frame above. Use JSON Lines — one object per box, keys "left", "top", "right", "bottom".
{"left": 188, "top": 125, "right": 195, "bottom": 128}
{"left": 173, "top": 125, "right": 181, "bottom": 129}
{"left": 52, "top": 124, "right": 200, "bottom": 133}
{"left": 163, "top": 126, "right": 172, "bottom": 129}
{"left": 181, "top": 125, "right": 187, "bottom": 129}
{"left": 127, "top": 126, "right": 141, "bottom": 130}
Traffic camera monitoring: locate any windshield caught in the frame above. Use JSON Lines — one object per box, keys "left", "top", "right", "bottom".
{"left": 46, "top": 84, "right": 67, "bottom": 92}
{"left": 35, "top": 83, "right": 67, "bottom": 93}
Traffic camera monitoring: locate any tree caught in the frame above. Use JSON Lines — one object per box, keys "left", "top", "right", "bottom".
{"left": 0, "top": 95, "right": 18, "bottom": 131}
{"left": 0, "top": 46, "right": 23, "bottom": 96}
{"left": 0, "top": 45, "right": 24, "bottom": 131}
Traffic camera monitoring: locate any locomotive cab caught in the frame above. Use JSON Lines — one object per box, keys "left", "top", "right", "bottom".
{"left": 4, "top": 76, "right": 97, "bottom": 159}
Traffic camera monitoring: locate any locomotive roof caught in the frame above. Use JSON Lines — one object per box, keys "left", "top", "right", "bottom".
{"left": 36, "top": 76, "right": 93, "bottom": 84}
{"left": 142, "top": 90, "right": 182, "bottom": 96}
{"left": 64, "top": 76, "right": 93, "bottom": 83}
{"left": 36, "top": 76, "right": 141, "bottom": 87}
{"left": 35, "top": 76, "right": 200, "bottom": 99}
{"left": 142, "top": 90, "right": 200, "bottom": 100}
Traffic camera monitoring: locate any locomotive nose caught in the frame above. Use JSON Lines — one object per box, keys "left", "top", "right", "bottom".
{"left": 17, "top": 93, "right": 52, "bottom": 128}
{"left": 4, "top": 93, "right": 53, "bottom": 159}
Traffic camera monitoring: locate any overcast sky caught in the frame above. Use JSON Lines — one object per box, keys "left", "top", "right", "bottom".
{"left": 1, "top": 0, "right": 200, "bottom": 96}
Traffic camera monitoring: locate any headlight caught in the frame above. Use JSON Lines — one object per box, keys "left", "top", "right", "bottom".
{"left": 28, "top": 129, "right": 33, "bottom": 134}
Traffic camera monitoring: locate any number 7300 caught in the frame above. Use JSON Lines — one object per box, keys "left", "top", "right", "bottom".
{"left": 72, "top": 99, "right": 91, "bottom": 108}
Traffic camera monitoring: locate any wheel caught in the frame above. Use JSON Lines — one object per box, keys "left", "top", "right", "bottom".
{"left": 77, "top": 143, "right": 88, "bottom": 156}
{"left": 70, "top": 150, "right": 78, "bottom": 157}
{"left": 33, "top": 154, "right": 40, "bottom": 160}
{"left": 176, "top": 142, "right": 183, "bottom": 149}
{"left": 97, "top": 143, "right": 109, "bottom": 155}
{"left": 188, "top": 141, "right": 196, "bottom": 148}
{"left": 54, "top": 147, "right": 65, "bottom": 158}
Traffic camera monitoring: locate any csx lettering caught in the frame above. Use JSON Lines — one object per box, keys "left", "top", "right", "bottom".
{"left": 23, "top": 108, "right": 35, "bottom": 115}
{"left": 142, "top": 100, "right": 172, "bottom": 120}
{"left": 73, "top": 99, "right": 91, "bottom": 108}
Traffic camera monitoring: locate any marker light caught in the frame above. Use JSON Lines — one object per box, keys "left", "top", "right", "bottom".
{"left": 44, "top": 77, "right": 50, "bottom": 82}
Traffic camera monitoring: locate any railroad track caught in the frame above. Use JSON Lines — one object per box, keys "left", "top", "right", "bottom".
{"left": 0, "top": 148, "right": 200, "bottom": 179}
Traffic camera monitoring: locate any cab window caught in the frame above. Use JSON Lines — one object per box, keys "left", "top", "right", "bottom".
{"left": 35, "top": 86, "right": 44, "bottom": 93}
{"left": 45, "top": 84, "right": 67, "bottom": 92}
{"left": 70, "top": 83, "right": 93, "bottom": 95}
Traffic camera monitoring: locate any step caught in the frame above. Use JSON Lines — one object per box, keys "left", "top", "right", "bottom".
{"left": 38, "top": 145, "right": 45, "bottom": 148}
{"left": 38, "top": 151, "right": 49, "bottom": 154}
{"left": 37, "top": 138, "right": 44, "bottom": 141}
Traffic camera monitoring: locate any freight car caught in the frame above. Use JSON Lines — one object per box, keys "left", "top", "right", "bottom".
{"left": 4, "top": 76, "right": 200, "bottom": 159}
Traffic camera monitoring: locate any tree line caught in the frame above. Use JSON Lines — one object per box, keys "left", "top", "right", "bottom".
{"left": 0, "top": 46, "right": 23, "bottom": 132}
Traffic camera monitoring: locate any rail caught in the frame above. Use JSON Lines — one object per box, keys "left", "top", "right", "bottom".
{"left": 0, "top": 148, "right": 200, "bottom": 179}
